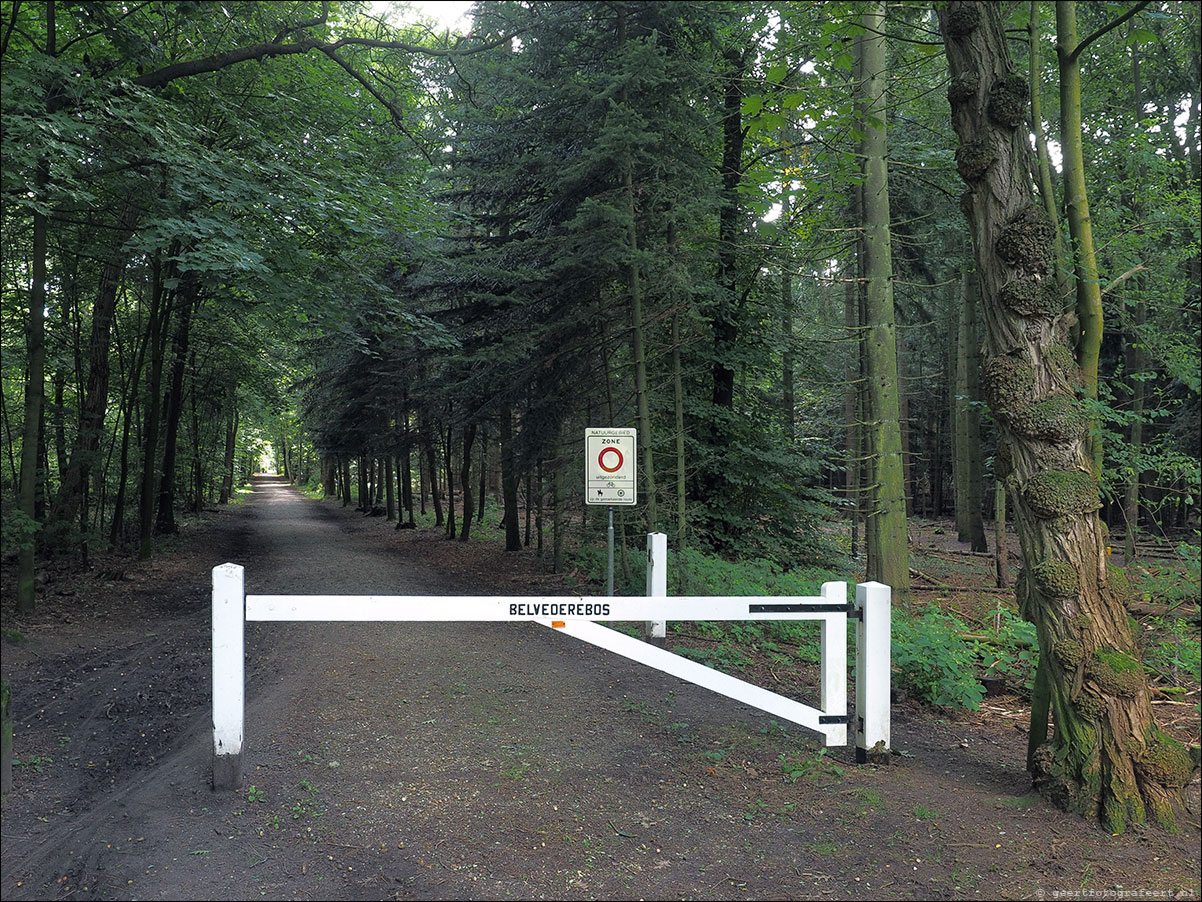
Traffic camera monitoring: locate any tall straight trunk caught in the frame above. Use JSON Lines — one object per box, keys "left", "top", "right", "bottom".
{"left": 499, "top": 405, "right": 521, "bottom": 551}
{"left": 219, "top": 397, "right": 237, "bottom": 504}
{"left": 444, "top": 421, "right": 456, "bottom": 539}
{"left": 995, "top": 477, "right": 1008, "bottom": 588}
{"left": 552, "top": 435, "right": 565, "bottom": 573}
{"left": 952, "top": 298, "right": 969, "bottom": 539}
{"left": 672, "top": 308, "right": 687, "bottom": 548}
{"left": 523, "top": 461, "right": 532, "bottom": 547}
{"left": 55, "top": 199, "right": 140, "bottom": 536}
{"left": 17, "top": 163, "right": 49, "bottom": 609}
{"left": 860, "top": 1, "right": 910, "bottom": 596}
{"left": 401, "top": 444, "right": 415, "bottom": 526}
{"left": 956, "top": 264, "right": 988, "bottom": 551}
{"left": 109, "top": 332, "right": 144, "bottom": 546}
{"left": 423, "top": 424, "right": 443, "bottom": 527}
{"left": 844, "top": 263, "right": 860, "bottom": 558}
{"left": 898, "top": 325, "right": 912, "bottom": 516}
{"left": 341, "top": 457, "right": 352, "bottom": 507}
{"left": 385, "top": 454, "right": 396, "bottom": 521}
{"left": 940, "top": 0, "right": 1190, "bottom": 831}
{"left": 358, "top": 456, "right": 369, "bottom": 512}
{"left": 1122, "top": 36, "right": 1146, "bottom": 561}
{"left": 459, "top": 423, "right": 476, "bottom": 541}
{"left": 154, "top": 272, "right": 198, "bottom": 536}
{"left": 780, "top": 197, "right": 796, "bottom": 443}
{"left": 477, "top": 425, "right": 486, "bottom": 524}
{"left": 138, "top": 256, "right": 170, "bottom": 558}
{"left": 535, "top": 457, "right": 544, "bottom": 556}
{"left": 705, "top": 43, "right": 751, "bottom": 521}
{"left": 17, "top": 4, "right": 55, "bottom": 611}
{"left": 1028, "top": 1, "right": 1071, "bottom": 302}
{"left": 1056, "top": 1, "right": 1105, "bottom": 475}
{"left": 616, "top": 9, "right": 657, "bottom": 533}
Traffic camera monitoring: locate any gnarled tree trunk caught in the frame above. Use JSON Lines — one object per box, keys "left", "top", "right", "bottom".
{"left": 939, "top": 0, "right": 1194, "bottom": 831}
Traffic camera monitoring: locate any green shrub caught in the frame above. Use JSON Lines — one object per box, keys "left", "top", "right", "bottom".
{"left": 972, "top": 605, "right": 1039, "bottom": 693}
{"left": 892, "top": 606, "right": 986, "bottom": 709}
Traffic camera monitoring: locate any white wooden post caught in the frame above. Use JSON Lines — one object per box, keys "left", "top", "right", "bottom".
{"left": 819, "top": 581, "right": 848, "bottom": 746}
{"left": 643, "top": 532, "right": 667, "bottom": 645}
{"left": 855, "top": 580, "right": 891, "bottom": 764}
{"left": 212, "top": 563, "right": 245, "bottom": 789}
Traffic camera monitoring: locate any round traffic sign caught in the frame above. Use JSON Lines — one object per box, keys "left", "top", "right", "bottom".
{"left": 599, "top": 447, "right": 624, "bottom": 473}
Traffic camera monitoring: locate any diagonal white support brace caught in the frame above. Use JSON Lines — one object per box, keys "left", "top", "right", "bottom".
{"left": 538, "top": 618, "right": 846, "bottom": 746}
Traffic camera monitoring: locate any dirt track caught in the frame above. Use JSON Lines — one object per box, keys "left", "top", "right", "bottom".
{"left": 2, "top": 477, "right": 1199, "bottom": 901}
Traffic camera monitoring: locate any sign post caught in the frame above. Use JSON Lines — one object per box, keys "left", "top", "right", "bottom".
{"left": 585, "top": 428, "right": 637, "bottom": 597}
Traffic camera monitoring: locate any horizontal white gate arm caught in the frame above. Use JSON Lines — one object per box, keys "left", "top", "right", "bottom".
{"left": 244, "top": 587, "right": 850, "bottom": 623}
{"left": 536, "top": 618, "right": 846, "bottom": 745}
{"left": 214, "top": 562, "right": 889, "bottom": 790}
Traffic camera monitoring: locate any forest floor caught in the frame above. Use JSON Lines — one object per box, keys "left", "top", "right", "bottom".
{"left": 1, "top": 477, "right": 1199, "bottom": 901}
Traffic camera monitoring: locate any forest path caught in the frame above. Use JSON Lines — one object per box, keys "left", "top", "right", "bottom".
{"left": 2, "top": 477, "right": 1199, "bottom": 901}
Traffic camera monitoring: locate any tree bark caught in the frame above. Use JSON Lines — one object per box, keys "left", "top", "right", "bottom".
{"left": 154, "top": 272, "right": 199, "bottom": 536}
{"left": 940, "top": 0, "right": 1193, "bottom": 831}
{"left": 499, "top": 406, "right": 521, "bottom": 552}
{"left": 17, "top": 3, "right": 55, "bottom": 611}
{"left": 860, "top": 1, "right": 910, "bottom": 596}
{"left": 55, "top": 199, "right": 140, "bottom": 538}
{"left": 958, "top": 265, "right": 988, "bottom": 551}
{"left": 1056, "top": 1, "right": 1105, "bottom": 476}
{"left": 459, "top": 423, "right": 476, "bottom": 541}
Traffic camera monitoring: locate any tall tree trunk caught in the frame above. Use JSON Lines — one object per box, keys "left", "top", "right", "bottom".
{"left": 444, "top": 420, "right": 456, "bottom": 539}
{"left": 957, "top": 264, "right": 988, "bottom": 551}
{"left": 17, "top": 3, "right": 55, "bottom": 611}
{"left": 780, "top": 197, "right": 796, "bottom": 444}
{"left": 55, "top": 199, "right": 140, "bottom": 540}
{"left": 477, "top": 425, "right": 486, "bottom": 524}
{"left": 1056, "top": 0, "right": 1106, "bottom": 476}
{"left": 423, "top": 421, "right": 443, "bottom": 527}
{"left": 617, "top": 8, "right": 657, "bottom": 533}
{"left": 940, "top": 0, "right": 1192, "bottom": 831}
{"left": 219, "top": 396, "right": 237, "bottom": 504}
{"left": 672, "top": 308, "right": 687, "bottom": 548}
{"left": 1122, "top": 33, "right": 1146, "bottom": 562}
{"left": 704, "top": 43, "right": 751, "bottom": 528}
{"left": 138, "top": 255, "right": 170, "bottom": 558}
{"left": 844, "top": 263, "right": 860, "bottom": 558}
{"left": 385, "top": 453, "right": 396, "bottom": 521}
{"left": 459, "top": 423, "right": 476, "bottom": 541}
{"left": 154, "top": 272, "right": 198, "bottom": 536}
{"left": 401, "top": 443, "right": 415, "bottom": 526}
{"left": 1027, "top": 1, "right": 1071, "bottom": 303}
{"left": 860, "top": 1, "right": 910, "bottom": 596}
{"left": 499, "top": 405, "right": 521, "bottom": 552}
{"left": 994, "top": 476, "right": 1008, "bottom": 588}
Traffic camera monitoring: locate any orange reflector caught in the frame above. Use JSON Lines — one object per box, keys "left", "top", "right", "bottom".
{"left": 552, "top": 620, "right": 566, "bottom": 628}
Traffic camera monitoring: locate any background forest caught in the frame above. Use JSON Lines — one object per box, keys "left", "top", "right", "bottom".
{"left": 2, "top": 0, "right": 1199, "bottom": 830}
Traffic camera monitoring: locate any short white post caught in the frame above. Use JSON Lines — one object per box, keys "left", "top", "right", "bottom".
{"left": 643, "top": 532, "right": 667, "bottom": 645}
{"left": 212, "top": 563, "right": 245, "bottom": 790}
{"left": 819, "top": 581, "right": 848, "bottom": 746}
{"left": 855, "top": 581, "right": 891, "bottom": 764}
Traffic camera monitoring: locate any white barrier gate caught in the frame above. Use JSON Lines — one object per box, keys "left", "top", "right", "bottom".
{"left": 211, "top": 533, "right": 891, "bottom": 789}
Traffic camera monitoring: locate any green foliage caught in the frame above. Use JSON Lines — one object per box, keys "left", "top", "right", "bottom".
{"left": 892, "top": 606, "right": 986, "bottom": 709}
{"left": 0, "top": 505, "right": 38, "bottom": 556}
{"left": 971, "top": 606, "right": 1040, "bottom": 693}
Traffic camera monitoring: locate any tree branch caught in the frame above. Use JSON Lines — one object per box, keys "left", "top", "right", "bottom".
{"left": 1069, "top": 0, "right": 1152, "bottom": 63}
{"left": 316, "top": 45, "right": 433, "bottom": 163}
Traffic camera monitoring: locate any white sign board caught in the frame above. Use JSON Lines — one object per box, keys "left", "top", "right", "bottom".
{"left": 585, "top": 427, "right": 637, "bottom": 505}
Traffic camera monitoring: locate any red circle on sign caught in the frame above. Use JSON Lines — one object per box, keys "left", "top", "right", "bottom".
{"left": 599, "top": 447, "right": 624, "bottom": 473}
